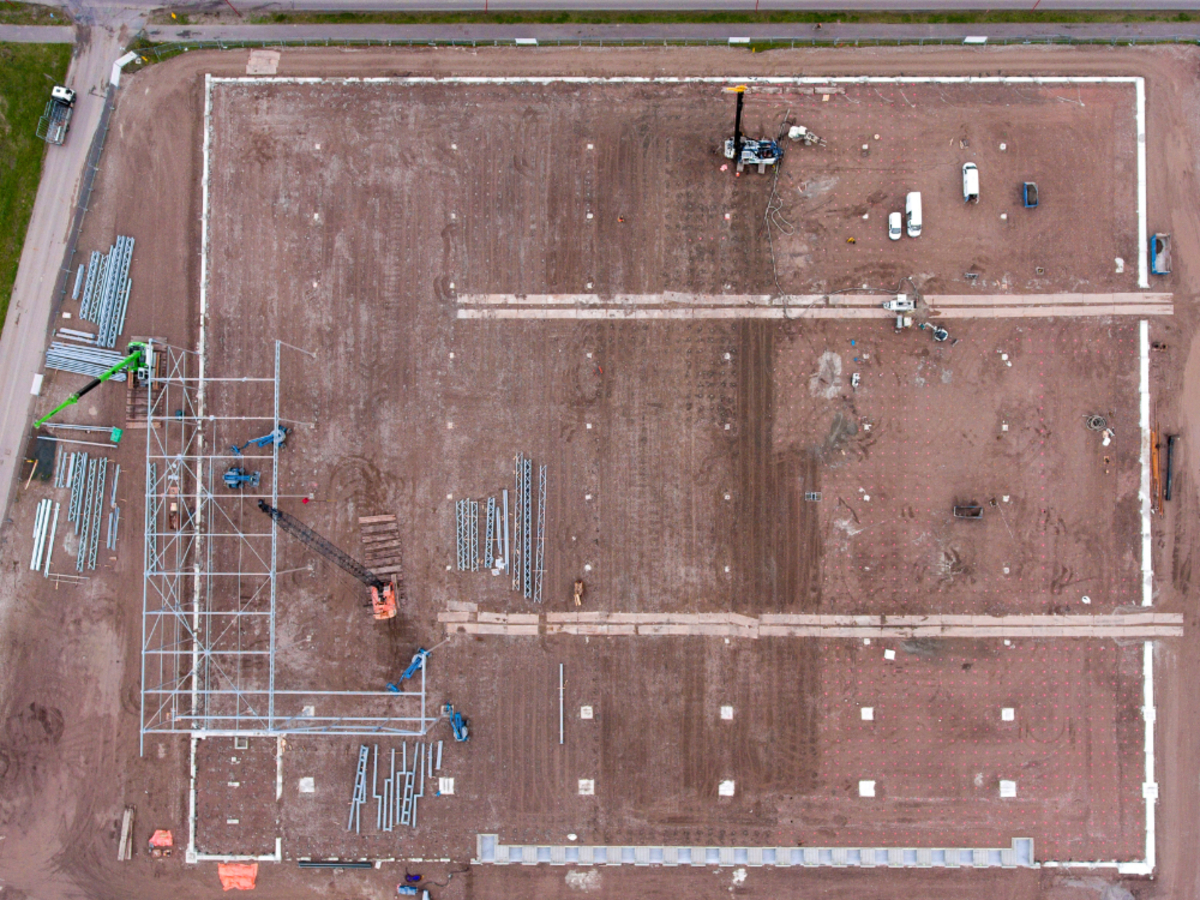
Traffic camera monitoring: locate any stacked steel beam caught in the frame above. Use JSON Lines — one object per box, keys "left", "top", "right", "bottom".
{"left": 79, "top": 236, "right": 134, "bottom": 348}
{"left": 45, "top": 342, "right": 129, "bottom": 380}
{"left": 70, "top": 455, "right": 107, "bottom": 572}
{"left": 454, "top": 453, "right": 546, "bottom": 601}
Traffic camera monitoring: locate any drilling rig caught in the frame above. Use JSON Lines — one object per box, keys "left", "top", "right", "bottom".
{"left": 722, "top": 85, "right": 783, "bottom": 174}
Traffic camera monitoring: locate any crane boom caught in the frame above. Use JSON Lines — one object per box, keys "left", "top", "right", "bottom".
{"left": 257, "top": 500, "right": 398, "bottom": 619}
{"left": 34, "top": 341, "right": 148, "bottom": 429}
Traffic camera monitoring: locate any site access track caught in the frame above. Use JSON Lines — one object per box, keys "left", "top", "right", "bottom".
{"left": 456, "top": 292, "right": 1173, "bottom": 320}
{"left": 440, "top": 608, "right": 1185, "bottom": 638}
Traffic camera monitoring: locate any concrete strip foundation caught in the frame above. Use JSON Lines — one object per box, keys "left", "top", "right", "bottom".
{"left": 475, "top": 834, "right": 1035, "bottom": 869}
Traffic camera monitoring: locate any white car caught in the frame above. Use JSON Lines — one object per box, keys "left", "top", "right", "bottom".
{"left": 888, "top": 211, "right": 902, "bottom": 240}
{"left": 962, "top": 162, "right": 979, "bottom": 202}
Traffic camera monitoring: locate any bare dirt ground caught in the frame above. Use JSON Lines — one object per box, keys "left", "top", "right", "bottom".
{"left": 0, "top": 42, "right": 1195, "bottom": 900}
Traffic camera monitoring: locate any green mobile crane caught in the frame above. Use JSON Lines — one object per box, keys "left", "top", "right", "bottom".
{"left": 34, "top": 341, "right": 149, "bottom": 429}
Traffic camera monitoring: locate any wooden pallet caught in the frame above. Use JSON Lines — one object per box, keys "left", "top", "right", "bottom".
{"left": 359, "top": 515, "right": 407, "bottom": 596}
{"left": 124, "top": 341, "right": 167, "bottom": 428}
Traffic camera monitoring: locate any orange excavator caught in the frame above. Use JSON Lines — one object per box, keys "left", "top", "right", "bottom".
{"left": 258, "top": 501, "right": 398, "bottom": 619}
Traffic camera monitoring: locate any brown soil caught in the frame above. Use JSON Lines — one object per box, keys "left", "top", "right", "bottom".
{"left": 0, "top": 43, "right": 1197, "bottom": 900}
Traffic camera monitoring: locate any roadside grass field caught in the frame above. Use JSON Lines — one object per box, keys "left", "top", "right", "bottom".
{"left": 0, "top": 2, "right": 67, "bottom": 25}
{"left": 0, "top": 42, "right": 72, "bottom": 334}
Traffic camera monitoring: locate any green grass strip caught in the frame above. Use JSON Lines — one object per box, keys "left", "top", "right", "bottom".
{"left": 0, "top": 43, "right": 73, "bottom": 335}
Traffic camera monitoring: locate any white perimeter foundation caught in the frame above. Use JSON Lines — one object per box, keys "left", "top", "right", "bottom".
{"left": 197, "top": 72, "right": 1159, "bottom": 874}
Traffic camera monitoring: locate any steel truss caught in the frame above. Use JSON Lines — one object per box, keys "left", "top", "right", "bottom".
{"left": 140, "top": 342, "right": 432, "bottom": 749}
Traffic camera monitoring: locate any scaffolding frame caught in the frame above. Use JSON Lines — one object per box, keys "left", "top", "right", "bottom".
{"left": 140, "top": 342, "right": 432, "bottom": 750}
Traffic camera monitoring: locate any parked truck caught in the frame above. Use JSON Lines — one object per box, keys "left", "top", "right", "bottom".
{"left": 1150, "top": 233, "right": 1172, "bottom": 275}
{"left": 36, "top": 86, "right": 75, "bottom": 146}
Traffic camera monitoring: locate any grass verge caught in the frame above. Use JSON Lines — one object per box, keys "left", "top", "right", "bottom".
{"left": 0, "top": 42, "right": 72, "bottom": 335}
{"left": 0, "top": 2, "right": 69, "bottom": 25}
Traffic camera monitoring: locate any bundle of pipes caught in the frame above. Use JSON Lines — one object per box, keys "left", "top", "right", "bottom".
{"left": 45, "top": 342, "right": 129, "bottom": 381}
{"left": 78, "top": 236, "right": 134, "bottom": 349}
{"left": 56, "top": 327, "right": 97, "bottom": 345}
{"left": 30, "top": 499, "right": 59, "bottom": 576}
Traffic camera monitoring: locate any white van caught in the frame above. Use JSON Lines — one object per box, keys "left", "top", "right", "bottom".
{"left": 905, "top": 191, "right": 922, "bottom": 238}
{"left": 962, "top": 163, "right": 979, "bottom": 202}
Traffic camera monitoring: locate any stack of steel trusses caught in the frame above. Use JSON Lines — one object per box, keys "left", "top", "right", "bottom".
{"left": 78, "top": 236, "right": 134, "bottom": 348}
{"left": 453, "top": 452, "right": 547, "bottom": 602}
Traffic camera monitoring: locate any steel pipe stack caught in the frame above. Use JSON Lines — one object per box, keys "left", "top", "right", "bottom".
{"left": 45, "top": 342, "right": 129, "bottom": 380}
{"left": 30, "top": 499, "right": 54, "bottom": 571}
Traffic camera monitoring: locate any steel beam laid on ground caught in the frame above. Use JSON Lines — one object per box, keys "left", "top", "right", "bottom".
{"left": 30, "top": 499, "right": 51, "bottom": 571}
{"left": 512, "top": 457, "right": 523, "bottom": 592}
{"left": 43, "top": 501, "right": 60, "bottom": 578}
{"left": 106, "top": 506, "right": 120, "bottom": 552}
{"left": 347, "top": 744, "right": 369, "bottom": 833}
{"left": 534, "top": 465, "right": 547, "bottom": 604}
{"left": 467, "top": 499, "right": 479, "bottom": 572}
{"left": 79, "top": 251, "right": 102, "bottom": 318}
{"left": 400, "top": 741, "right": 415, "bottom": 826}
{"left": 501, "top": 488, "right": 510, "bottom": 574}
{"left": 76, "top": 457, "right": 97, "bottom": 571}
{"left": 455, "top": 499, "right": 469, "bottom": 571}
{"left": 483, "top": 496, "right": 496, "bottom": 569}
{"left": 87, "top": 458, "right": 107, "bottom": 570}
{"left": 68, "top": 452, "right": 86, "bottom": 528}
{"left": 373, "top": 744, "right": 381, "bottom": 831}
{"left": 522, "top": 456, "right": 533, "bottom": 599}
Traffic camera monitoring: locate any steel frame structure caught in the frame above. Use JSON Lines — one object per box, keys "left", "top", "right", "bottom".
{"left": 140, "top": 341, "right": 432, "bottom": 749}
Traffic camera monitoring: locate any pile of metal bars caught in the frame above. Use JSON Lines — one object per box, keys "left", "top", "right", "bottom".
{"left": 78, "top": 236, "right": 134, "bottom": 348}
{"left": 349, "top": 740, "right": 444, "bottom": 833}
{"left": 45, "top": 342, "right": 130, "bottom": 380}
{"left": 452, "top": 452, "right": 547, "bottom": 602}
{"left": 30, "top": 499, "right": 59, "bottom": 576}
{"left": 66, "top": 452, "right": 108, "bottom": 571}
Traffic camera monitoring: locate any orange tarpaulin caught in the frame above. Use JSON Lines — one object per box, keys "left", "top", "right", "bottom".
{"left": 218, "top": 862, "right": 258, "bottom": 891}
{"left": 148, "top": 829, "right": 173, "bottom": 848}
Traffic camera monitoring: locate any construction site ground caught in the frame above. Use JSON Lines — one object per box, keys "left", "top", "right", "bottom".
{"left": 0, "top": 42, "right": 1198, "bottom": 900}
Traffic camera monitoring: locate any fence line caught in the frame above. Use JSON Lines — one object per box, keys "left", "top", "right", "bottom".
{"left": 133, "top": 33, "right": 1200, "bottom": 61}
{"left": 50, "top": 86, "right": 117, "bottom": 331}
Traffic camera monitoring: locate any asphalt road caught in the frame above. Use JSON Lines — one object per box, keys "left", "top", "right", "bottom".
{"left": 0, "top": 24, "right": 128, "bottom": 520}
{"left": 33, "top": 0, "right": 1200, "bottom": 14}
{"left": 146, "top": 20, "right": 1200, "bottom": 40}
